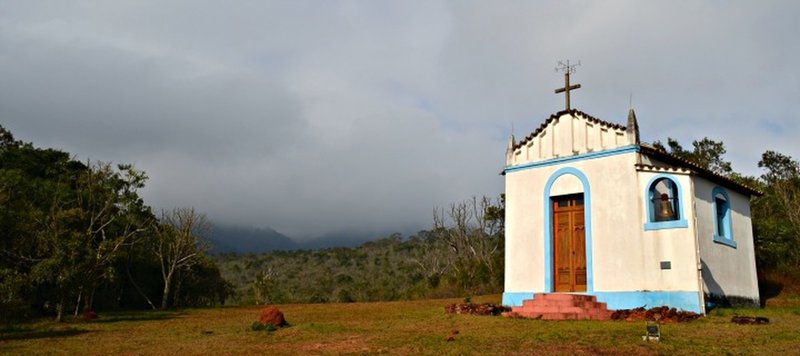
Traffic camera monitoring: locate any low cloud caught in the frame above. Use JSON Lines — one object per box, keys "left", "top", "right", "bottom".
{"left": 1, "top": 1, "right": 797, "bottom": 238}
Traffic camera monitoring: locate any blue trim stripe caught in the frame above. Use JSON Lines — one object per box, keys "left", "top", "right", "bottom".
{"left": 543, "top": 167, "right": 593, "bottom": 292}
{"left": 711, "top": 186, "right": 736, "bottom": 248}
{"left": 643, "top": 174, "right": 689, "bottom": 231}
{"left": 504, "top": 145, "right": 639, "bottom": 174}
{"left": 502, "top": 292, "right": 535, "bottom": 307}
{"left": 501, "top": 291, "right": 702, "bottom": 313}
{"left": 593, "top": 291, "right": 702, "bottom": 313}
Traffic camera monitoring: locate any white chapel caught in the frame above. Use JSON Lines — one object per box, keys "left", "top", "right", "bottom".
{"left": 502, "top": 71, "right": 761, "bottom": 314}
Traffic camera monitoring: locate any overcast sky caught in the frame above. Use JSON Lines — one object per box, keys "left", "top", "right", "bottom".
{"left": 1, "top": 1, "right": 798, "bottom": 239}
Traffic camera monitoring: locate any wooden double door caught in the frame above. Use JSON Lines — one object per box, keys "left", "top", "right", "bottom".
{"left": 552, "top": 194, "right": 587, "bottom": 292}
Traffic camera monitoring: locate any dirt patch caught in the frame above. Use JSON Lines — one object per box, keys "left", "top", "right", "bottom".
{"left": 295, "top": 335, "right": 373, "bottom": 353}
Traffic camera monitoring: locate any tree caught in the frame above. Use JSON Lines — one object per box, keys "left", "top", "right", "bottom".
{"left": 154, "top": 207, "right": 210, "bottom": 309}
{"left": 432, "top": 196, "right": 504, "bottom": 294}
{"left": 753, "top": 151, "right": 800, "bottom": 271}
{"left": 72, "top": 162, "right": 152, "bottom": 314}
{"left": 409, "top": 231, "right": 452, "bottom": 289}
{"left": 172, "top": 256, "right": 233, "bottom": 307}
{"left": 652, "top": 137, "right": 733, "bottom": 176}
{"left": 1, "top": 124, "right": 231, "bottom": 318}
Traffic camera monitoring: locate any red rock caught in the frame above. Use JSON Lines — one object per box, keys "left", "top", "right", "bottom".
{"left": 258, "top": 307, "right": 287, "bottom": 328}
{"left": 444, "top": 303, "right": 510, "bottom": 316}
{"left": 610, "top": 306, "right": 700, "bottom": 323}
{"left": 82, "top": 310, "right": 98, "bottom": 320}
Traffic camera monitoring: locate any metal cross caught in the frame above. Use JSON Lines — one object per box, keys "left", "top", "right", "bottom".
{"left": 554, "top": 60, "right": 581, "bottom": 111}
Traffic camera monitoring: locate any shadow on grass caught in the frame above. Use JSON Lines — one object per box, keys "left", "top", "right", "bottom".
{"left": 93, "top": 311, "right": 177, "bottom": 323}
{"left": 758, "top": 271, "right": 788, "bottom": 307}
{"left": 0, "top": 328, "right": 90, "bottom": 341}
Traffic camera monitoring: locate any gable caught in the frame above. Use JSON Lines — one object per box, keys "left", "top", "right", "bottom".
{"left": 506, "top": 109, "right": 635, "bottom": 167}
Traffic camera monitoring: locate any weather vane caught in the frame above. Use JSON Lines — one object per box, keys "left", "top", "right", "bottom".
{"left": 554, "top": 60, "right": 581, "bottom": 111}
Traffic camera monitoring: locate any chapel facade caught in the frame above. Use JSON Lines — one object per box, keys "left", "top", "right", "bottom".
{"left": 502, "top": 108, "right": 761, "bottom": 313}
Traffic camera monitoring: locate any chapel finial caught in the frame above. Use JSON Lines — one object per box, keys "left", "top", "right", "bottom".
{"left": 506, "top": 124, "right": 516, "bottom": 165}
{"left": 627, "top": 108, "right": 640, "bottom": 145}
{"left": 554, "top": 60, "right": 582, "bottom": 111}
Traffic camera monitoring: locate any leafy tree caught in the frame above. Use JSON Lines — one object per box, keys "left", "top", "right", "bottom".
{"left": 652, "top": 137, "right": 733, "bottom": 176}
{"left": 1, "top": 124, "right": 232, "bottom": 319}
{"left": 252, "top": 266, "right": 285, "bottom": 304}
{"left": 173, "top": 256, "right": 234, "bottom": 307}
{"left": 72, "top": 162, "right": 153, "bottom": 314}
{"left": 753, "top": 151, "right": 800, "bottom": 272}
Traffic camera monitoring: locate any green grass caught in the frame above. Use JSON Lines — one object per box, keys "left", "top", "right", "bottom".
{"left": 2, "top": 295, "right": 798, "bottom": 355}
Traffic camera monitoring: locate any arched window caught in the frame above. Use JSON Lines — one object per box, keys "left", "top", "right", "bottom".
{"left": 712, "top": 187, "right": 736, "bottom": 248}
{"left": 644, "top": 175, "right": 688, "bottom": 230}
{"left": 650, "top": 178, "right": 679, "bottom": 221}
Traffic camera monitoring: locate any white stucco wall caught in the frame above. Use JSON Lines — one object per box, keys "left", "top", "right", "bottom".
{"left": 693, "top": 178, "right": 760, "bottom": 306}
{"left": 503, "top": 151, "right": 701, "bottom": 295}
{"left": 633, "top": 171, "right": 701, "bottom": 292}
{"left": 504, "top": 165, "right": 546, "bottom": 292}
{"left": 503, "top": 111, "right": 711, "bottom": 311}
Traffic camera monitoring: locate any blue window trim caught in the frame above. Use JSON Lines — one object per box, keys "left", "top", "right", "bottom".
{"left": 643, "top": 174, "right": 689, "bottom": 231}
{"left": 543, "top": 167, "right": 593, "bottom": 292}
{"left": 711, "top": 186, "right": 736, "bottom": 248}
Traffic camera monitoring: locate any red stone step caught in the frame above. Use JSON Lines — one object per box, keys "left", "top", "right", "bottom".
{"left": 505, "top": 293, "right": 613, "bottom": 321}
{"left": 522, "top": 299, "right": 579, "bottom": 308}
{"left": 533, "top": 293, "right": 595, "bottom": 302}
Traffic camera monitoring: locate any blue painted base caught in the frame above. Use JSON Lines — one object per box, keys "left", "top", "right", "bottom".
{"left": 502, "top": 292, "right": 535, "bottom": 307}
{"left": 502, "top": 290, "right": 702, "bottom": 313}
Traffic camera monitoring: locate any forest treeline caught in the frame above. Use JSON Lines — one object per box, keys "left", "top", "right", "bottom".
{"left": 3, "top": 121, "right": 800, "bottom": 319}
{"left": 214, "top": 196, "right": 505, "bottom": 305}
{"left": 0, "top": 125, "right": 233, "bottom": 322}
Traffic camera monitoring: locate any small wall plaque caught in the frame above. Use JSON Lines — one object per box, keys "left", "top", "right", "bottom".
{"left": 660, "top": 261, "right": 671, "bottom": 270}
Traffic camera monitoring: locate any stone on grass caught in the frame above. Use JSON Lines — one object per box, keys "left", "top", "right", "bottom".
{"left": 81, "top": 310, "right": 98, "bottom": 320}
{"left": 258, "top": 307, "right": 287, "bottom": 328}
{"left": 731, "top": 315, "right": 769, "bottom": 324}
{"left": 444, "top": 303, "right": 510, "bottom": 316}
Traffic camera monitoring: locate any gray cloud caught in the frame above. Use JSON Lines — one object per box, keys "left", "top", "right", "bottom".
{"left": 1, "top": 1, "right": 798, "bottom": 238}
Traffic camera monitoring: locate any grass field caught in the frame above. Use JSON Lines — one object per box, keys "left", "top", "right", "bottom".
{"left": 2, "top": 294, "right": 799, "bottom": 355}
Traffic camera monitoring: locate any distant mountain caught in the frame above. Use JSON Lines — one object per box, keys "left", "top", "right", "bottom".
{"left": 296, "top": 231, "right": 380, "bottom": 250}
{"left": 208, "top": 225, "right": 399, "bottom": 254}
{"left": 209, "top": 225, "right": 298, "bottom": 253}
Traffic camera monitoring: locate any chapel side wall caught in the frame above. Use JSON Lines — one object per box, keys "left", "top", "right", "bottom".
{"left": 694, "top": 178, "right": 760, "bottom": 307}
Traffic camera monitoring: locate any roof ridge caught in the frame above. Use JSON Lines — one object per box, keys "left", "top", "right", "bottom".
{"left": 638, "top": 145, "right": 763, "bottom": 196}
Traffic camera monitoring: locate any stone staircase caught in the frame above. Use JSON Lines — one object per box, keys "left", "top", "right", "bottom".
{"left": 503, "top": 293, "right": 613, "bottom": 321}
